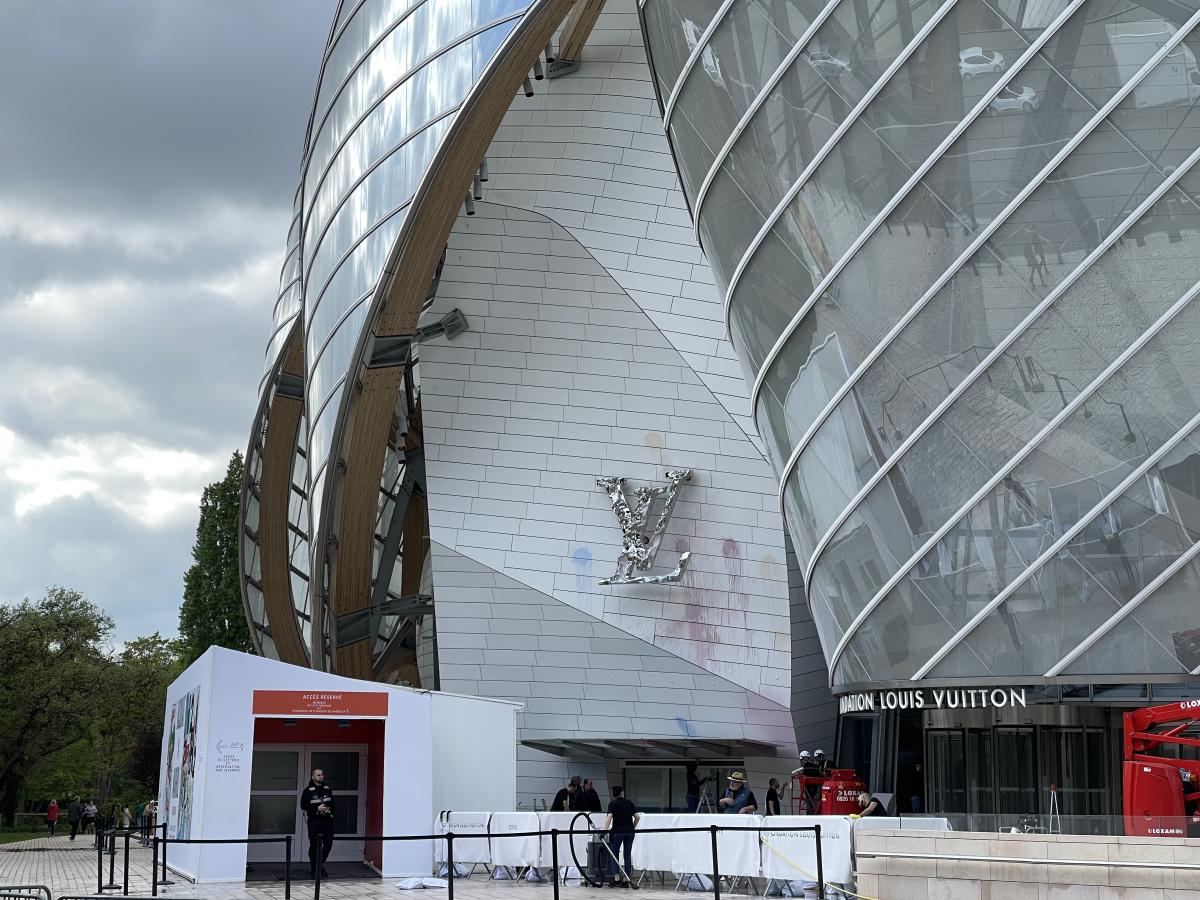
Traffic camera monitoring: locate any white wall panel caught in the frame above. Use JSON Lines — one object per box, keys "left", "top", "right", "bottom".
{"left": 423, "top": 202, "right": 790, "bottom": 706}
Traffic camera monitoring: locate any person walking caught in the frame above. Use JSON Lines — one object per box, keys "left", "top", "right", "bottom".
{"left": 121, "top": 806, "right": 131, "bottom": 830}
{"left": 602, "top": 785, "right": 640, "bottom": 888}
{"left": 67, "top": 797, "right": 82, "bottom": 841}
{"left": 300, "top": 768, "right": 336, "bottom": 879}
{"left": 765, "top": 779, "right": 781, "bottom": 817}
{"left": 140, "top": 801, "right": 157, "bottom": 846}
{"left": 45, "top": 799, "right": 59, "bottom": 837}
{"left": 83, "top": 800, "right": 98, "bottom": 834}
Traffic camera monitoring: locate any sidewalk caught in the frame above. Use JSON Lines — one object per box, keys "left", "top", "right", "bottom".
{"left": 0, "top": 834, "right": 687, "bottom": 900}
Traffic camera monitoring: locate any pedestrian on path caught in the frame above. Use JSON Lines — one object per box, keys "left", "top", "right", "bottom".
{"left": 67, "top": 797, "right": 82, "bottom": 841}
{"left": 121, "top": 806, "right": 131, "bottom": 829}
{"left": 83, "top": 800, "right": 97, "bottom": 834}
{"left": 45, "top": 799, "right": 59, "bottom": 836}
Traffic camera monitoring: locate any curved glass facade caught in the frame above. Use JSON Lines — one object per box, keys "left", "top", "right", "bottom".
{"left": 644, "top": 0, "right": 1200, "bottom": 689}
{"left": 240, "top": 0, "right": 552, "bottom": 677}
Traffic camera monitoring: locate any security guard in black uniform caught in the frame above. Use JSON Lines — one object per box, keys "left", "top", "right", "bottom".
{"left": 299, "top": 768, "right": 335, "bottom": 878}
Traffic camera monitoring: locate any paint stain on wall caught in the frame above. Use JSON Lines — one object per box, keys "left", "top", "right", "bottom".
{"left": 722, "top": 538, "right": 743, "bottom": 575}
{"left": 572, "top": 546, "right": 592, "bottom": 593}
{"left": 722, "top": 538, "right": 750, "bottom": 612}
{"left": 644, "top": 432, "right": 664, "bottom": 448}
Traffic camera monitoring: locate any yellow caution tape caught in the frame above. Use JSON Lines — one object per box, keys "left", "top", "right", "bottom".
{"left": 757, "top": 834, "right": 882, "bottom": 900}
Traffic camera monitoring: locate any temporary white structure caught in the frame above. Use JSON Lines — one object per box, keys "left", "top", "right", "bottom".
{"left": 158, "top": 647, "right": 518, "bottom": 881}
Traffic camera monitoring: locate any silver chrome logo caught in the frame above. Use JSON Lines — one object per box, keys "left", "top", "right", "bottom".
{"left": 595, "top": 469, "right": 692, "bottom": 585}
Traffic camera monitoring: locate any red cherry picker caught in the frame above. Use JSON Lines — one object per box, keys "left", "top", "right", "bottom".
{"left": 1123, "top": 700, "right": 1200, "bottom": 836}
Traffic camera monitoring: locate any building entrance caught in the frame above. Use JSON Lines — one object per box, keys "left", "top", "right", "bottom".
{"left": 247, "top": 744, "right": 367, "bottom": 864}
{"left": 841, "top": 700, "right": 1124, "bottom": 831}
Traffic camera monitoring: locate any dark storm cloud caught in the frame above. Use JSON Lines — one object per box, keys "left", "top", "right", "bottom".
{"left": 0, "top": 1, "right": 332, "bottom": 640}
{"left": 0, "top": 1, "right": 330, "bottom": 214}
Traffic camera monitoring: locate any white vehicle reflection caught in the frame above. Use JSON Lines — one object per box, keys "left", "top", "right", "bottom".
{"left": 959, "top": 47, "right": 1005, "bottom": 79}
{"left": 988, "top": 85, "right": 1040, "bottom": 114}
{"left": 682, "top": 18, "right": 724, "bottom": 87}
{"left": 806, "top": 50, "right": 852, "bottom": 78}
{"left": 1108, "top": 25, "right": 1200, "bottom": 108}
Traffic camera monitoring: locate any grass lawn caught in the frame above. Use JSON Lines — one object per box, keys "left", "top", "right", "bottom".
{"left": 0, "top": 830, "right": 45, "bottom": 844}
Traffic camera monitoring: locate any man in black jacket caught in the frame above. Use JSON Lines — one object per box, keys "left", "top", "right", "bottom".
{"left": 67, "top": 797, "right": 82, "bottom": 841}
{"left": 577, "top": 778, "right": 602, "bottom": 812}
{"left": 299, "top": 769, "right": 335, "bottom": 878}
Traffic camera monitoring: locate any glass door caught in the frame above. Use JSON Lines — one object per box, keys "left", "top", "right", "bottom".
{"left": 995, "top": 728, "right": 1036, "bottom": 822}
{"left": 624, "top": 767, "right": 670, "bottom": 812}
{"left": 303, "top": 747, "right": 366, "bottom": 863}
{"left": 246, "top": 745, "right": 367, "bottom": 864}
{"left": 248, "top": 749, "right": 300, "bottom": 863}
{"left": 926, "top": 730, "right": 967, "bottom": 815}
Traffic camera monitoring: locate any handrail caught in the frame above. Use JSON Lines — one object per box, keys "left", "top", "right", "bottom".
{"left": 856, "top": 849, "right": 1200, "bottom": 871}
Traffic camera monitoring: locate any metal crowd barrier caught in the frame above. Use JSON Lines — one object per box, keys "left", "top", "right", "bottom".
{"left": 0, "top": 887, "right": 51, "bottom": 900}
{"left": 147, "top": 820, "right": 824, "bottom": 900}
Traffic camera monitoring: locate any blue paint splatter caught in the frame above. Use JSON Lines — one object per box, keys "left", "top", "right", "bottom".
{"left": 676, "top": 717, "right": 695, "bottom": 737}
{"left": 572, "top": 546, "right": 592, "bottom": 593}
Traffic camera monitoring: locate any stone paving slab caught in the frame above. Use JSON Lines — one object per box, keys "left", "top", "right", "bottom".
{"left": 0, "top": 835, "right": 697, "bottom": 900}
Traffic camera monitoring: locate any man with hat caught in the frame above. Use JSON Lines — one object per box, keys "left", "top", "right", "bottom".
{"left": 717, "top": 772, "right": 757, "bottom": 814}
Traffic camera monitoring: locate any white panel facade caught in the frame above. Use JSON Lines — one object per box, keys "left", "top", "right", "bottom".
{"left": 422, "top": 201, "right": 792, "bottom": 706}
{"left": 481, "top": 0, "right": 758, "bottom": 439}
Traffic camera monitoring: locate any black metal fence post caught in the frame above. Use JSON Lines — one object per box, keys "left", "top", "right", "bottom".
{"left": 150, "top": 835, "right": 158, "bottom": 896}
{"left": 550, "top": 829, "right": 560, "bottom": 900}
{"left": 96, "top": 831, "right": 104, "bottom": 895}
{"left": 160, "top": 827, "right": 173, "bottom": 885}
{"left": 447, "top": 831, "right": 455, "bottom": 900}
{"left": 123, "top": 828, "right": 130, "bottom": 895}
{"left": 104, "top": 830, "right": 119, "bottom": 890}
{"left": 314, "top": 834, "right": 323, "bottom": 900}
{"left": 814, "top": 824, "right": 824, "bottom": 899}
{"left": 709, "top": 824, "right": 721, "bottom": 900}
{"left": 284, "top": 834, "right": 292, "bottom": 900}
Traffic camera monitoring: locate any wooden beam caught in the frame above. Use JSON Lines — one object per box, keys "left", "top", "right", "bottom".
{"left": 319, "top": 0, "right": 577, "bottom": 678}
{"left": 558, "top": 0, "right": 606, "bottom": 61}
{"left": 329, "top": 368, "right": 402, "bottom": 680}
{"left": 256, "top": 322, "right": 309, "bottom": 666}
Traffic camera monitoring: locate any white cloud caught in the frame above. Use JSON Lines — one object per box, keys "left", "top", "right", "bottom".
{"left": 3, "top": 430, "right": 224, "bottom": 527}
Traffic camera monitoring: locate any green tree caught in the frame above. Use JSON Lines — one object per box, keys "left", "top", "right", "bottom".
{"left": 0, "top": 588, "right": 112, "bottom": 825}
{"left": 23, "top": 634, "right": 183, "bottom": 814}
{"left": 178, "top": 451, "right": 252, "bottom": 663}
{"left": 92, "top": 634, "right": 183, "bottom": 804}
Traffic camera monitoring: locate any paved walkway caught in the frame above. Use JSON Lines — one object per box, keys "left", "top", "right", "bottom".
{"left": 0, "top": 835, "right": 708, "bottom": 900}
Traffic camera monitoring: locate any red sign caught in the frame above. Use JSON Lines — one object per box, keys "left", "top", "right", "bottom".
{"left": 252, "top": 690, "right": 388, "bottom": 717}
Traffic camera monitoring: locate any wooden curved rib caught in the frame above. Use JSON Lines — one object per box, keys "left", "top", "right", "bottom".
{"left": 256, "top": 320, "right": 309, "bottom": 666}
{"left": 316, "top": 0, "right": 577, "bottom": 677}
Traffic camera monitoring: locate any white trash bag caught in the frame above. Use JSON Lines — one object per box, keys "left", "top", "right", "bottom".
{"left": 396, "top": 877, "right": 448, "bottom": 890}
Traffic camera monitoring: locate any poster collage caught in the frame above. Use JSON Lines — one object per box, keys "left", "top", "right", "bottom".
{"left": 163, "top": 687, "right": 201, "bottom": 840}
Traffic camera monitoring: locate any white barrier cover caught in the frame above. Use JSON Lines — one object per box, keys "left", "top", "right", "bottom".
{"left": 630, "top": 814, "right": 678, "bottom": 871}
{"left": 852, "top": 816, "right": 951, "bottom": 833}
{"left": 433, "top": 812, "right": 492, "bottom": 865}
{"left": 761, "top": 816, "right": 852, "bottom": 885}
{"left": 673, "top": 814, "right": 761, "bottom": 877}
{"left": 490, "top": 812, "right": 541, "bottom": 867}
{"left": 538, "top": 811, "right": 595, "bottom": 871}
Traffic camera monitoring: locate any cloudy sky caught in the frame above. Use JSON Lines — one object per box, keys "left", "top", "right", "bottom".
{"left": 0, "top": 2, "right": 332, "bottom": 641}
